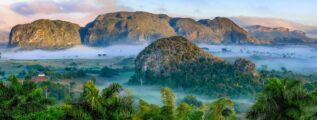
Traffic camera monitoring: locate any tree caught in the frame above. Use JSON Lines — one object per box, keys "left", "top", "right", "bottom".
{"left": 181, "top": 95, "right": 203, "bottom": 107}
{"left": 136, "top": 100, "right": 161, "bottom": 120}
{"left": 81, "top": 80, "right": 101, "bottom": 109}
{"left": 176, "top": 103, "right": 192, "bottom": 120}
{"left": 206, "top": 98, "right": 236, "bottom": 120}
{"left": 247, "top": 78, "right": 312, "bottom": 120}
{"left": 0, "top": 75, "right": 54, "bottom": 119}
{"left": 101, "top": 83, "right": 135, "bottom": 120}
{"left": 99, "top": 66, "right": 119, "bottom": 77}
{"left": 64, "top": 81, "right": 134, "bottom": 120}
{"left": 161, "top": 87, "right": 176, "bottom": 108}
{"left": 160, "top": 87, "right": 176, "bottom": 120}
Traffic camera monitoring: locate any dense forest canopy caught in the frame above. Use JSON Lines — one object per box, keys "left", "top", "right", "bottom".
{"left": 1, "top": 75, "right": 317, "bottom": 120}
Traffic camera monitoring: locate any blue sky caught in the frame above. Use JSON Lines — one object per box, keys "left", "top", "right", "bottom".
{"left": 0, "top": 0, "right": 316, "bottom": 31}
{"left": 117, "top": 0, "right": 317, "bottom": 26}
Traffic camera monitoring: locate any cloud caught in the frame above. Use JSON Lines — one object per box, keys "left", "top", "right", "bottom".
{"left": 0, "top": 0, "right": 120, "bottom": 31}
{"left": 10, "top": 0, "right": 99, "bottom": 16}
{"left": 0, "top": 20, "right": 5, "bottom": 25}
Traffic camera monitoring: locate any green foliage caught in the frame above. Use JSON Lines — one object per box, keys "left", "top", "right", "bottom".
{"left": 135, "top": 88, "right": 205, "bottom": 120}
{"left": 131, "top": 58, "right": 261, "bottom": 97}
{"left": 16, "top": 106, "right": 65, "bottom": 120}
{"left": 26, "top": 64, "right": 49, "bottom": 71}
{"left": 161, "top": 87, "right": 176, "bottom": 108}
{"left": 205, "top": 98, "right": 236, "bottom": 120}
{"left": 38, "top": 81, "right": 69, "bottom": 101}
{"left": 181, "top": 95, "right": 203, "bottom": 107}
{"left": 247, "top": 78, "right": 316, "bottom": 120}
{"left": 63, "top": 81, "right": 135, "bottom": 120}
{"left": 2, "top": 74, "right": 316, "bottom": 120}
{"left": 0, "top": 75, "right": 54, "bottom": 119}
{"left": 82, "top": 80, "right": 101, "bottom": 109}
{"left": 136, "top": 100, "right": 161, "bottom": 120}
{"left": 176, "top": 103, "right": 193, "bottom": 120}
{"left": 99, "top": 66, "right": 119, "bottom": 77}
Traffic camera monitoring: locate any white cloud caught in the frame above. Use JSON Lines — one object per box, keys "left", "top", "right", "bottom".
{"left": 0, "top": 0, "right": 120, "bottom": 31}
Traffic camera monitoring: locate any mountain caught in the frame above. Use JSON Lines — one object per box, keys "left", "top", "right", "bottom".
{"left": 82, "top": 11, "right": 176, "bottom": 46}
{"left": 9, "top": 12, "right": 316, "bottom": 49}
{"left": 134, "top": 36, "right": 222, "bottom": 77}
{"left": 246, "top": 25, "right": 314, "bottom": 43}
{"left": 170, "top": 18, "right": 220, "bottom": 43}
{"left": 83, "top": 11, "right": 260, "bottom": 46}
{"left": 198, "top": 17, "right": 262, "bottom": 44}
{"left": 130, "top": 36, "right": 261, "bottom": 97}
{"left": 230, "top": 16, "right": 317, "bottom": 38}
{"left": 9, "top": 19, "right": 82, "bottom": 49}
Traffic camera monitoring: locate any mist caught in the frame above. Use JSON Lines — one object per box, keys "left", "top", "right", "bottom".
{"left": 0, "top": 44, "right": 148, "bottom": 59}
{"left": 1, "top": 44, "right": 316, "bottom": 74}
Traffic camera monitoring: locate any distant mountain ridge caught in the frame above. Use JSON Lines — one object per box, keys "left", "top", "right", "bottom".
{"left": 231, "top": 16, "right": 317, "bottom": 38}
{"left": 246, "top": 25, "right": 315, "bottom": 44}
{"left": 7, "top": 11, "right": 317, "bottom": 49}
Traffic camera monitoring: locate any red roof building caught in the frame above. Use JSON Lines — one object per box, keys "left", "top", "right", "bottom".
{"left": 31, "top": 76, "right": 48, "bottom": 83}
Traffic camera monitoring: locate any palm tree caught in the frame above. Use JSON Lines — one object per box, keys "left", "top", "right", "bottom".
{"left": 160, "top": 87, "right": 176, "bottom": 120}
{"left": 81, "top": 80, "right": 101, "bottom": 109}
{"left": 247, "top": 78, "right": 311, "bottom": 120}
{"left": 0, "top": 75, "right": 53, "bottom": 119}
{"left": 101, "top": 83, "right": 134, "bottom": 120}
{"left": 205, "top": 98, "right": 236, "bottom": 120}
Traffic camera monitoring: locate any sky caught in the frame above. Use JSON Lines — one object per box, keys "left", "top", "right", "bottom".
{"left": 0, "top": 0, "right": 317, "bottom": 32}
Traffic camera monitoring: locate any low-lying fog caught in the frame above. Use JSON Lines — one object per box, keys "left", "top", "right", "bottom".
{"left": 96, "top": 72, "right": 254, "bottom": 112}
{"left": 1, "top": 44, "right": 316, "bottom": 74}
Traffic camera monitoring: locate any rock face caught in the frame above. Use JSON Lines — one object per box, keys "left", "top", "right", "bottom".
{"left": 135, "top": 36, "right": 222, "bottom": 77}
{"left": 83, "top": 11, "right": 176, "bottom": 46}
{"left": 83, "top": 11, "right": 260, "bottom": 46}
{"left": 9, "top": 19, "right": 81, "bottom": 49}
{"left": 246, "top": 25, "right": 313, "bottom": 44}
{"left": 198, "top": 17, "right": 261, "bottom": 44}
{"left": 170, "top": 18, "right": 220, "bottom": 43}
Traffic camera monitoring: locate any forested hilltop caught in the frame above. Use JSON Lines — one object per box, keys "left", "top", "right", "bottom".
{"left": 129, "top": 36, "right": 262, "bottom": 97}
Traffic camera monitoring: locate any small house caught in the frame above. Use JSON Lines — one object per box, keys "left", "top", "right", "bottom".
{"left": 31, "top": 73, "right": 48, "bottom": 83}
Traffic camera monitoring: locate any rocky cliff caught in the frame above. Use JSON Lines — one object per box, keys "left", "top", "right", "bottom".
{"left": 83, "top": 11, "right": 176, "bottom": 46}
{"left": 198, "top": 17, "right": 261, "bottom": 44}
{"left": 246, "top": 25, "right": 313, "bottom": 44}
{"left": 83, "top": 11, "right": 260, "bottom": 46}
{"left": 9, "top": 19, "right": 81, "bottom": 49}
